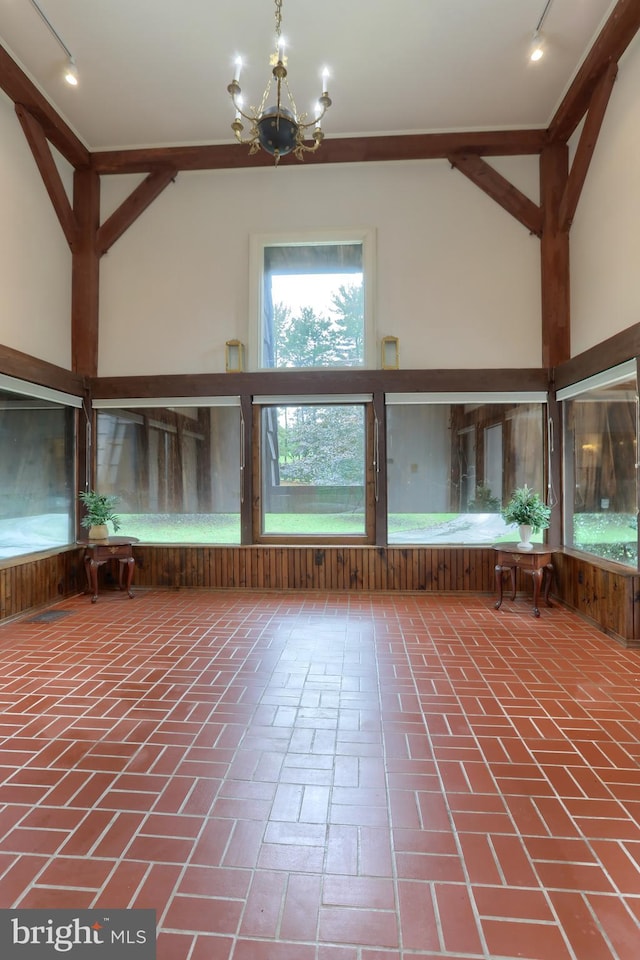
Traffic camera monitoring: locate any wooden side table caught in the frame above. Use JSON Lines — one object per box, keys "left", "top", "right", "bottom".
{"left": 80, "top": 536, "right": 140, "bottom": 603}
{"left": 494, "top": 542, "right": 554, "bottom": 617}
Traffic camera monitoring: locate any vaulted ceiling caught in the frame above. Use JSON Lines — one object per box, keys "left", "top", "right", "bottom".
{"left": 0, "top": 0, "right": 626, "bottom": 155}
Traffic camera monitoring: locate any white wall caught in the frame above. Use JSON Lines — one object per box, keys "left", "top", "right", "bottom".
{"left": 570, "top": 32, "right": 640, "bottom": 357}
{"left": 0, "top": 91, "right": 73, "bottom": 368}
{"left": 99, "top": 156, "right": 541, "bottom": 377}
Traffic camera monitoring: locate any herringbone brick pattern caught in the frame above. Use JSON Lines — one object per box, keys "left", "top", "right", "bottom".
{"left": 0, "top": 588, "right": 639, "bottom": 958}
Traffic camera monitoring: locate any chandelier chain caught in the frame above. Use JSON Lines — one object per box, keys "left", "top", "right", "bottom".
{"left": 275, "top": 0, "right": 283, "bottom": 39}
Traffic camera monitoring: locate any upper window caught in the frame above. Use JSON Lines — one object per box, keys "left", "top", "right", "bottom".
{"left": 250, "top": 230, "right": 375, "bottom": 370}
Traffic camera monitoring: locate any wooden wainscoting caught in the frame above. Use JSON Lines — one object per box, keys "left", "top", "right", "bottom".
{"left": 0, "top": 547, "right": 85, "bottom": 621}
{"left": 3, "top": 544, "right": 640, "bottom": 649}
{"left": 552, "top": 549, "right": 640, "bottom": 647}
{"left": 131, "top": 545, "right": 497, "bottom": 593}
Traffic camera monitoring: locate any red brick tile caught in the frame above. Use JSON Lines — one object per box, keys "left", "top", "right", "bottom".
{"left": 18, "top": 887, "right": 96, "bottom": 908}
{"left": 240, "top": 870, "right": 286, "bottom": 937}
{"left": 457, "top": 832, "right": 502, "bottom": 884}
{"left": 473, "top": 884, "right": 553, "bottom": 920}
{"left": 434, "top": 883, "right": 483, "bottom": 955}
{"left": 534, "top": 858, "right": 615, "bottom": 892}
{"left": 233, "top": 941, "right": 315, "bottom": 960}
{"left": 37, "top": 856, "right": 115, "bottom": 888}
{"left": 188, "top": 935, "right": 234, "bottom": 960}
{"left": 95, "top": 860, "right": 149, "bottom": 907}
{"left": 323, "top": 875, "right": 395, "bottom": 909}
{"left": 482, "top": 917, "right": 573, "bottom": 960}
{"left": 396, "top": 879, "right": 439, "bottom": 951}
{"left": 318, "top": 906, "right": 398, "bottom": 948}
{"left": 587, "top": 894, "right": 640, "bottom": 960}
{"left": 280, "top": 873, "right": 322, "bottom": 940}
{"left": 549, "top": 890, "right": 617, "bottom": 960}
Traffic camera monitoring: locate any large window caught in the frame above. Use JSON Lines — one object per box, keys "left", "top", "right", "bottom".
{"left": 250, "top": 231, "right": 375, "bottom": 370}
{"left": 560, "top": 362, "right": 638, "bottom": 567}
{"left": 254, "top": 397, "right": 373, "bottom": 541}
{"left": 386, "top": 395, "right": 547, "bottom": 544}
{"left": 0, "top": 376, "right": 77, "bottom": 559}
{"left": 94, "top": 400, "right": 241, "bottom": 543}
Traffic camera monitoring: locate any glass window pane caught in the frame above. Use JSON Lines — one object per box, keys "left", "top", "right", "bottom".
{"left": 95, "top": 405, "right": 241, "bottom": 543}
{"left": 257, "top": 238, "right": 369, "bottom": 369}
{"left": 564, "top": 376, "right": 637, "bottom": 566}
{"left": 0, "top": 389, "right": 74, "bottom": 558}
{"left": 261, "top": 404, "right": 366, "bottom": 536}
{"left": 387, "top": 401, "right": 546, "bottom": 544}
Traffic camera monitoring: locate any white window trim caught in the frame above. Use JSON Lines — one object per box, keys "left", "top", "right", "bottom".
{"left": 0, "top": 373, "right": 82, "bottom": 408}
{"left": 248, "top": 228, "right": 376, "bottom": 371}
{"left": 556, "top": 360, "right": 637, "bottom": 401}
{"left": 386, "top": 391, "right": 548, "bottom": 404}
{"left": 92, "top": 397, "right": 240, "bottom": 408}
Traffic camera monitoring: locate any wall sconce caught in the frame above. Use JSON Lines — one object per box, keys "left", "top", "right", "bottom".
{"left": 381, "top": 336, "right": 399, "bottom": 370}
{"left": 225, "top": 340, "right": 245, "bottom": 373}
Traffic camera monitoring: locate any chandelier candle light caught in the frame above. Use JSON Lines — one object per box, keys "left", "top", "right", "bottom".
{"left": 227, "top": 0, "right": 332, "bottom": 164}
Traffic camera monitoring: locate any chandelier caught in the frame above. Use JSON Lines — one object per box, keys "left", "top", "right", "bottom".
{"left": 227, "top": 0, "right": 332, "bottom": 164}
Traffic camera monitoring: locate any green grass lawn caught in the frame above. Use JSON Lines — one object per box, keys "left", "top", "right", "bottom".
{"left": 116, "top": 511, "right": 638, "bottom": 567}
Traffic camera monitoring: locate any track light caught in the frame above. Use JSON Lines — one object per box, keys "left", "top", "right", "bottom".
{"left": 64, "top": 57, "right": 78, "bottom": 86}
{"left": 529, "top": 32, "right": 545, "bottom": 62}
{"left": 528, "top": 0, "right": 554, "bottom": 63}
{"left": 28, "top": 0, "right": 79, "bottom": 87}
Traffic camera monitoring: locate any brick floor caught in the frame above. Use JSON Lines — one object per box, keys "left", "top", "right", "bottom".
{"left": 0, "top": 588, "right": 639, "bottom": 958}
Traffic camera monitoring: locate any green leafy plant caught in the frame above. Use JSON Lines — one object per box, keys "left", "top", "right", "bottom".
{"left": 79, "top": 490, "right": 121, "bottom": 532}
{"left": 502, "top": 485, "right": 551, "bottom": 533}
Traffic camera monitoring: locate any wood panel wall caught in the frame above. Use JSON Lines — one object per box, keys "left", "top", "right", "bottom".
{"left": 2, "top": 545, "right": 639, "bottom": 649}
{"left": 0, "top": 548, "right": 84, "bottom": 621}
{"left": 131, "top": 545, "right": 496, "bottom": 593}
{"left": 552, "top": 549, "right": 640, "bottom": 647}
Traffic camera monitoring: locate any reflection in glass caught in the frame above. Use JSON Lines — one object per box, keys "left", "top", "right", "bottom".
{"left": 564, "top": 377, "right": 637, "bottom": 567}
{"left": 386, "top": 402, "right": 546, "bottom": 544}
{"left": 260, "top": 404, "right": 366, "bottom": 536}
{"left": 0, "top": 389, "right": 74, "bottom": 558}
{"left": 95, "top": 406, "right": 241, "bottom": 543}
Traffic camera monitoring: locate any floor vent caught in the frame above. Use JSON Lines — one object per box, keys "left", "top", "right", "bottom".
{"left": 26, "top": 609, "right": 75, "bottom": 623}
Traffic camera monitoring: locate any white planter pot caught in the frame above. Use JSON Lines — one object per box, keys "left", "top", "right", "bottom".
{"left": 517, "top": 524, "right": 533, "bottom": 551}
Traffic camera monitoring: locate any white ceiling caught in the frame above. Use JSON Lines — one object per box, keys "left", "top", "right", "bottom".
{"left": 0, "top": 0, "right": 619, "bottom": 152}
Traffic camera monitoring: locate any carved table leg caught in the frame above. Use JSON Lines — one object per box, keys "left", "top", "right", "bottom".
{"left": 543, "top": 563, "right": 554, "bottom": 607}
{"left": 531, "top": 568, "right": 543, "bottom": 617}
{"left": 119, "top": 557, "right": 136, "bottom": 598}
{"left": 494, "top": 564, "right": 504, "bottom": 609}
{"left": 86, "top": 558, "right": 100, "bottom": 603}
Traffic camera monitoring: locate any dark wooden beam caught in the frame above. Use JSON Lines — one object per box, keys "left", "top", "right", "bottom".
{"left": 559, "top": 62, "right": 618, "bottom": 231}
{"left": 90, "top": 367, "right": 549, "bottom": 401}
{"left": 96, "top": 168, "right": 177, "bottom": 255}
{"left": 540, "top": 144, "right": 570, "bottom": 368}
{"left": 553, "top": 321, "right": 640, "bottom": 392}
{"left": 548, "top": 0, "right": 640, "bottom": 143}
{"left": 0, "top": 44, "right": 89, "bottom": 168}
{"left": 15, "top": 105, "right": 79, "bottom": 250}
{"left": 448, "top": 154, "right": 543, "bottom": 236}
{"left": 72, "top": 168, "right": 100, "bottom": 377}
{"left": 90, "top": 129, "right": 548, "bottom": 174}
{"left": 0, "top": 342, "right": 85, "bottom": 395}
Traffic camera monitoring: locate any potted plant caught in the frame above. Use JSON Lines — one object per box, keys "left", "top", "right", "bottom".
{"left": 502, "top": 484, "right": 551, "bottom": 551}
{"left": 79, "top": 490, "right": 121, "bottom": 540}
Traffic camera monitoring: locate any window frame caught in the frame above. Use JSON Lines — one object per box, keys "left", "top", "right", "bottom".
{"left": 248, "top": 228, "right": 376, "bottom": 371}
{"left": 252, "top": 394, "right": 376, "bottom": 545}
